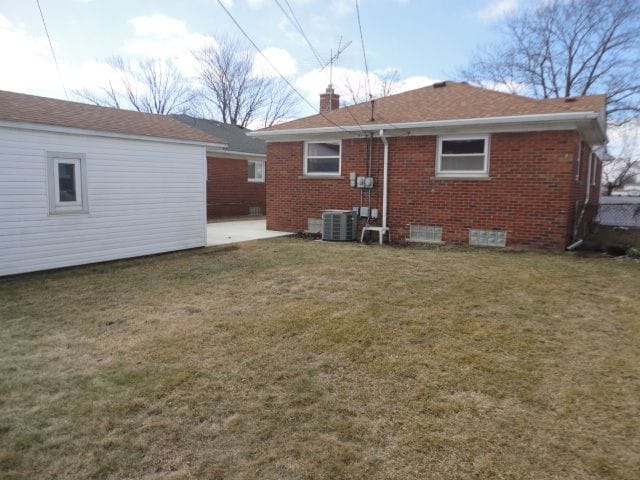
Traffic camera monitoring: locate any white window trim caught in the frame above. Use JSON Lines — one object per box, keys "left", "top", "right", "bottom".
{"left": 248, "top": 159, "right": 265, "bottom": 183}
{"left": 436, "top": 134, "right": 490, "bottom": 177}
{"left": 47, "top": 151, "right": 89, "bottom": 215}
{"left": 303, "top": 140, "right": 342, "bottom": 176}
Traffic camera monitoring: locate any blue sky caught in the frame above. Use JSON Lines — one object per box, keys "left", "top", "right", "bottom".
{"left": 0, "top": 0, "right": 532, "bottom": 116}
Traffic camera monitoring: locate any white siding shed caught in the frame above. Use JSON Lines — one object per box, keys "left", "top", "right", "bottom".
{"left": 0, "top": 90, "right": 225, "bottom": 276}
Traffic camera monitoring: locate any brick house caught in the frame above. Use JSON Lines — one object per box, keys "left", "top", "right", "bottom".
{"left": 174, "top": 115, "right": 266, "bottom": 218}
{"left": 251, "top": 82, "right": 607, "bottom": 250}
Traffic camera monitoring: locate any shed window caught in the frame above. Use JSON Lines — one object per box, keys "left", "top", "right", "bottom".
{"left": 304, "top": 141, "right": 341, "bottom": 175}
{"left": 248, "top": 160, "right": 265, "bottom": 182}
{"left": 437, "top": 136, "right": 489, "bottom": 176}
{"left": 47, "top": 152, "right": 88, "bottom": 214}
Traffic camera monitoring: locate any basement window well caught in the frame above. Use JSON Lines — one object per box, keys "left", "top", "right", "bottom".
{"left": 304, "top": 141, "right": 341, "bottom": 176}
{"left": 436, "top": 135, "right": 489, "bottom": 177}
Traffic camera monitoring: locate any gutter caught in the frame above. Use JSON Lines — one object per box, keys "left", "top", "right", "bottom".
{"left": 0, "top": 119, "right": 227, "bottom": 149}
{"left": 249, "top": 111, "right": 603, "bottom": 139}
{"left": 205, "top": 148, "right": 266, "bottom": 159}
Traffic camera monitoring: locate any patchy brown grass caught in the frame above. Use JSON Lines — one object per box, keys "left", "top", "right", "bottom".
{"left": 1, "top": 239, "right": 639, "bottom": 479}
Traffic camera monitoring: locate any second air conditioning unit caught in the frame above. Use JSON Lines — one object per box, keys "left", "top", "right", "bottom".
{"left": 322, "top": 210, "right": 357, "bottom": 241}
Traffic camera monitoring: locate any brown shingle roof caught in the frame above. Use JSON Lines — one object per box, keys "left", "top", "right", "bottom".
{"left": 260, "top": 81, "right": 606, "bottom": 132}
{"left": 0, "top": 90, "right": 225, "bottom": 144}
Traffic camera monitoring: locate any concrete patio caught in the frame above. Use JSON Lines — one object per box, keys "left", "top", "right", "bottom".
{"left": 206, "top": 218, "right": 291, "bottom": 246}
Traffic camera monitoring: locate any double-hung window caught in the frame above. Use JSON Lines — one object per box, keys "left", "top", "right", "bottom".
{"left": 248, "top": 160, "right": 265, "bottom": 182}
{"left": 47, "top": 152, "right": 88, "bottom": 214}
{"left": 436, "top": 135, "right": 489, "bottom": 177}
{"left": 304, "top": 141, "right": 341, "bottom": 176}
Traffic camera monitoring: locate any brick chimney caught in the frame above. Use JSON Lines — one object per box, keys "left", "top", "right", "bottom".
{"left": 319, "top": 85, "right": 340, "bottom": 113}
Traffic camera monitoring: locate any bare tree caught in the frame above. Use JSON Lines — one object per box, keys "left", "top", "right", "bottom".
{"left": 460, "top": 0, "right": 640, "bottom": 122}
{"left": 75, "top": 57, "right": 196, "bottom": 115}
{"left": 342, "top": 69, "right": 400, "bottom": 105}
{"left": 602, "top": 124, "right": 640, "bottom": 194}
{"left": 193, "top": 37, "right": 299, "bottom": 127}
{"left": 259, "top": 80, "right": 299, "bottom": 128}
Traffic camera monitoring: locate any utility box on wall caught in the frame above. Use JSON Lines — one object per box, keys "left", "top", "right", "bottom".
{"left": 356, "top": 176, "right": 374, "bottom": 188}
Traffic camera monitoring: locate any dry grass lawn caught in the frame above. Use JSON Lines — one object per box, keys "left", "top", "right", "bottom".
{"left": 1, "top": 238, "right": 639, "bottom": 479}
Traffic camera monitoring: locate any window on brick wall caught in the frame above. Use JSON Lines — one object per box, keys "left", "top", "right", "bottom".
{"left": 248, "top": 160, "right": 265, "bottom": 182}
{"left": 304, "top": 141, "right": 341, "bottom": 175}
{"left": 436, "top": 135, "right": 489, "bottom": 177}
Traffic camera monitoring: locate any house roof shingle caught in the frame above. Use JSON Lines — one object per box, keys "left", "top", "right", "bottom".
{"left": 173, "top": 114, "right": 266, "bottom": 155}
{"left": 259, "top": 81, "right": 606, "bottom": 132}
{"left": 0, "top": 90, "right": 225, "bottom": 145}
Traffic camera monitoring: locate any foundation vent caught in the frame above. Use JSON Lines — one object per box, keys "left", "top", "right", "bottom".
{"left": 307, "top": 218, "right": 322, "bottom": 234}
{"left": 249, "top": 206, "right": 262, "bottom": 216}
{"left": 409, "top": 225, "right": 443, "bottom": 243}
{"left": 469, "top": 229, "right": 507, "bottom": 247}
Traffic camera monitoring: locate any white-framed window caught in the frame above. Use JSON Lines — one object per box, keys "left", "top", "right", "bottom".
{"left": 304, "top": 141, "right": 341, "bottom": 176}
{"left": 590, "top": 153, "right": 597, "bottom": 186}
{"left": 47, "top": 152, "right": 88, "bottom": 214}
{"left": 248, "top": 160, "right": 265, "bottom": 182}
{"left": 436, "top": 135, "right": 489, "bottom": 177}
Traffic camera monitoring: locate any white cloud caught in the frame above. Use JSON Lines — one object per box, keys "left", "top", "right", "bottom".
{"left": 0, "top": 12, "right": 215, "bottom": 100}
{"left": 608, "top": 120, "right": 640, "bottom": 158}
{"left": 331, "top": 0, "right": 355, "bottom": 17}
{"left": 294, "top": 66, "right": 438, "bottom": 114}
{"left": 0, "top": 14, "right": 64, "bottom": 97}
{"left": 477, "top": 0, "right": 519, "bottom": 22}
{"left": 0, "top": 13, "right": 128, "bottom": 100}
{"left": 253, "top": 47, "right": 298, "bottom": 78}
{"left": 395, "top": 75, "right": 439, "bottom": 93}
{"left": 128, "top": 13, "right": 188, "bottom": 38}
{"left": 123, "top": 14, "right": 213, "bottom": 77}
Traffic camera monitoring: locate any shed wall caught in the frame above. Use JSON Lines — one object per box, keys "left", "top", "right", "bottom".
{"left": 0, "top": 127, "right": 206, "bottom": 275}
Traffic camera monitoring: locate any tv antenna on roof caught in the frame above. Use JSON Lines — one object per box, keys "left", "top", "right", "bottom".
{"left": 321, "top": 36, "right": 352, "bottom": 86}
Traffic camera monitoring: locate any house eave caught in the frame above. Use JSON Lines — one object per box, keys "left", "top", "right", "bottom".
{"left": 205, "top": 148, "right": 267, "bottom": 159}
{"left": 249, "top": 111, "right": 606, "bottom": 146}
{"left": 0, "top": 119, "right": 228, "bottom": 149}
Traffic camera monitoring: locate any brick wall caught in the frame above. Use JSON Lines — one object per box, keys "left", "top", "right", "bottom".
{"left": 266, "top": 130, "right": 592, "bottom": 250}
{"left": 207, "top": 156, "right": 266, "bottom": 218}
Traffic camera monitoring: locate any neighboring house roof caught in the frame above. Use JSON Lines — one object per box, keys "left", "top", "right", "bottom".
{"left": 254, "top": 81, "right": 606, "bottom": 141}
{"left": 0, "top": 90, "right": 225, "bottom": 145}
{"left": 173, "top": 114, "right": 266, "bottom": 155}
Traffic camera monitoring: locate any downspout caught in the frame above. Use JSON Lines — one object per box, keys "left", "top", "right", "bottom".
{"left": 569, "top": 150, "right": 594, "bottom": 250}
{"left": 380, "top": 129, "right": 389, "bottom": 237}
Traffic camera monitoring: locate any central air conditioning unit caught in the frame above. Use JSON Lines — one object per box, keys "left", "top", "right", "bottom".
{"left": 322, "top": 210, "right": 357, "bottom": 241}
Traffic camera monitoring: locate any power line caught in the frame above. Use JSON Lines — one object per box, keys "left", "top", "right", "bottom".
{"left": 276, "top": 0, "right": 324, "bottom": 67}
{"left": 214, "top": 0, "right": 365, "bottom": 137}
{"left": 354, "top": 0, "right": 372, "bottom": 100}
{"left": 270, "top": 4, "right": 367, "bottom": 135}
{"left": 35, "top": 0, "right": 68, "bottom": 99}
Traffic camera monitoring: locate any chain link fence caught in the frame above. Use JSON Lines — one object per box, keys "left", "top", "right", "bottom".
{"left": 597, "top": 198, "right": 640, "bottom": 228}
